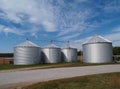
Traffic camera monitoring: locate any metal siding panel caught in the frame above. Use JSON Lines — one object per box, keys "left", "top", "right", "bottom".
{"left": 83, "top": 43, "right": 113, "bottom": 63}
{"left": 42, "top": 48, "right": 61, "bottom": 63}
{"left": 14, "top": 47, "right": 41, "bottom": 65}
{"left": 62, "top": 48, "right": 77, "bottom": 62}
{"left": 42, "top": 49, "right": 50, "bottom": 63}
{"left": 61, "top": 49, "right": 68, "bottom": 62}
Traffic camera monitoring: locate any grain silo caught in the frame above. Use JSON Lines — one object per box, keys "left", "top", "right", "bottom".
{"left": 42, "top": 44, "right": 61, "bottom": 63}
{"left": 82, "top": 35, "right": 113, "bottom": 63}
{"left": 14, "top": 39, "right": 41, "bottom": 65}
{"left": 61, "top": 47, "right": 77, "bottom": 62}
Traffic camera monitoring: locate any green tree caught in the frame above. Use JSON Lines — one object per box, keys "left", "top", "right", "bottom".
{"left": 113, "top": 47, "right": 120, "bottom": 55}
{"left": 0, "top": 53, "right": 13, "bottom": 57}
{"left": 77, "top": 51, "right": 83, "bottom": 56}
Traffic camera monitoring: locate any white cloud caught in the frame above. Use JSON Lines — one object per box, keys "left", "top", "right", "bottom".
{"left": 31, "top": 32, "right": 38, "bottom": 38}
{"left": 105, "top": 32, "right": 120, "bottom": 42}
{"left": 27, "top": 29, "right": 39, "bottom": 38}
{"left": 0, "top": 0, "right": 57, "bottom": 32}
{"left": 42, "top": 21, "right": 56, "bottom": 32}
{"left": 112, "top": 26, "right": 120, "bottom": 32}
{"left": 59, "top": 33, "right": 80, "bottom": 40}
{"left": 0, "top": 25, "right": 23, "bottom": 35}
{"left": 70, "top": 37, "right": 92, "bottom": 51}
{"left": 0, "top": 24, "right": 40, "bottom": 38}
{"left": 57, "top": 30, "right": 70, "bottom": 37}
{"left": 104, "top": 0, "right": 120, "bottom": 13}
{"left": 103, "top": 25, "right": 120, "bottom": 46}
{"left": 0, "top": 25, "right": 4, "bottom": 30}
{"left": 0, "top": 0, "right": 119, "bottom": 43}
{"left": 104, "top": 32, "right": 120, "bottom": 47}
{"left": 70, "top": 40, "right": 84, "bottom": 51}
{"left": 104, "top": 25, "right": 120, "bottom": 44}
{"left": 0, "top": 0, "right": 97, "bottom": 37}
{"left": 57, "top": 5, "right": 93, "bottom": 37}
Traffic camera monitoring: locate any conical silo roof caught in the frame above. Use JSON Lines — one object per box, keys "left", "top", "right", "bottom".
{"left": 83, "top": 35, "right": 111, "bottom": 44}
{"left": 61, "top": 41, "right": 76, "bottom": 49}
{"left": 16, "top": 39, "right": 39, "bottom": 47}
{"left": 62, "top": 45, "right": 77, "bottom": 49}
{"left": 45, "top": 44, "right": 59, "bottom": 48}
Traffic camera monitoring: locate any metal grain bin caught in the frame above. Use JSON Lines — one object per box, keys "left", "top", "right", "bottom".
{"left": 82, "top": 35, "right": 113, "bottom": 63}
{"left": 14, "top": 39, "right": 41, "bottom": 65}
{"left": 42, "top": 44, "right": 61, "bottom": 63}
{"left": 62, "top": 47, "right": 77, "bottom": 62}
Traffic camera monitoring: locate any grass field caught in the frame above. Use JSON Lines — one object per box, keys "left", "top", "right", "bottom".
{"left": 23, "top": 72, "right": 120, "bottom": 89}
{"left": 0, "top": 62, "right": 120, "bottom": 70}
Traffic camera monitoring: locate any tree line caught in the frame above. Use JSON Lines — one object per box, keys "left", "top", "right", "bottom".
{"left": 0, "top": 53, "right": 13, "bottom": 57}
{"left": 113, "top": 47, "right": 120, "bottom": 55}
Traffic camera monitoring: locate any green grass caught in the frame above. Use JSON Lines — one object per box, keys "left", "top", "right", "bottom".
{"left": 0, "top": 64, "right": 40, "bottom": 70}
{"left": 0, "top": 63, "right": 55, "bottom": 70}
{"left": 23, "top": 72, "right": 120, "bottom": 89}
{"left": 0, "top": 62, "right": 120, "bottom": 70}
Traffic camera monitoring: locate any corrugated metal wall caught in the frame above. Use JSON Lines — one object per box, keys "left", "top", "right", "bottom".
{"left": 83, "top": 42, "right": 113, "bottom": 63}
{"left": 62, "top": 48, "right": 77, "bottom": 62}
{"left": 14, "top": 47, "right": 41, "bottom": 65}
{"left": 42, "top": 48, "right": 61, "bottom": 63}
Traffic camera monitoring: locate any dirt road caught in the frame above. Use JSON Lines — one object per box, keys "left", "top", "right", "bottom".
{"left": 0, "top": 64, "right": 120, "bottom": 89}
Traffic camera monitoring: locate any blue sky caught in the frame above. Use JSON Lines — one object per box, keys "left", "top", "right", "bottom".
{"left": 0, "top": 0, "right": 120, "bottom": 53}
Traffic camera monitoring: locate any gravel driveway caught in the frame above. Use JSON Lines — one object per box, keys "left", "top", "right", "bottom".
{"left": 0, "top": 64, "right": 120, "bottom": 89}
